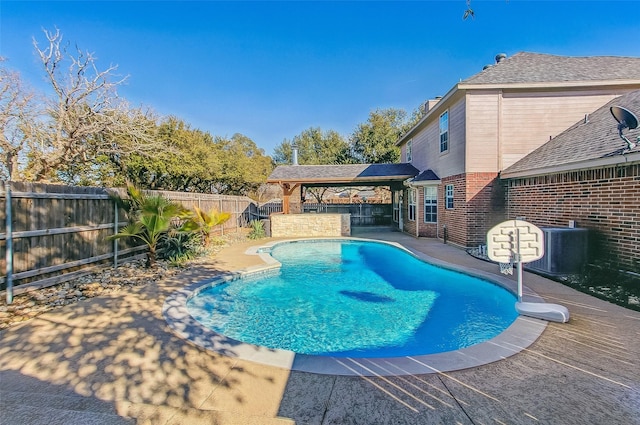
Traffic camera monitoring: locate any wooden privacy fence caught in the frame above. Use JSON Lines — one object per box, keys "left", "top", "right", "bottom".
{"left": 0, "top": 181, "right": 259, "bottom": 295}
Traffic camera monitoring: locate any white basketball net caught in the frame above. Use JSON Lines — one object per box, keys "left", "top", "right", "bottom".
{"left": 499, "top": 260, "right": 514, "bottom": 275}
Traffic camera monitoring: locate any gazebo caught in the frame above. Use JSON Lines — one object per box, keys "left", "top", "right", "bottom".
{"left": 267, "top": 163, "right": 419, "bottom": 214}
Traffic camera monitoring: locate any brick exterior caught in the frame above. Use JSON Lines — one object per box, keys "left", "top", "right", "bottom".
{"left": 505, "top": 164, "right": 640, "bottom": 270}
{"left": 399, "top": 188, "right": 439, "bottom": 238}
{"left": 400, "top": 172, "right": 504, "bottom": 247}
{"left": 440, "top": 174, "right": 468, "bottom": 246}
{"left": 465, "top": 172, "right": 504, "bottom": 246}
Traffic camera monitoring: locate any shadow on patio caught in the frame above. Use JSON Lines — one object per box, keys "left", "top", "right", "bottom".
{"left": 0, "top": 257, "right": 293, "bottom": 424}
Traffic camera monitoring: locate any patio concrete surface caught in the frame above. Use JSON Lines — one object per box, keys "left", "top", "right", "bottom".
{"left": 1, "top": 228, "right": 639, "bottom": 424}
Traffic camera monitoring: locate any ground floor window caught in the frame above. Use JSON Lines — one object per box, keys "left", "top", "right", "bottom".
{"left": 445, "top": 184, "right": 454, "bottom": 209}
{"left": 408, "top": 188, "right": 416, "bottom": 221}
{"left": 424, "top": 186, "right": 437, "bottom": 223}
{"left": 393, "top": 191, "right": 400, "bottom": 223}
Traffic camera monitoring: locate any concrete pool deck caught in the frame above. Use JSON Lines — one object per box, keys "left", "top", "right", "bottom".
{"left": 1, "top": 229, "right": 640, "bottom": 424}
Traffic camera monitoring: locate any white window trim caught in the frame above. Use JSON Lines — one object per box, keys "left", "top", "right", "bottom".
{"left": 408, "top": 188, "right": 416, "bottom": 221}
{"left": 439, "top": 110, "right": 449, "bottom": 153}
{"left": 423, "top": 186, "right": 437, "bottom": 223}
{"left": 406, "top": 140, "right": 412, "bottom": 162}
{"left": 445, "top": 184, "right": 454, "bottom": 209}
{"left": 392, "top": 191, "right": 400, "bottom": 223}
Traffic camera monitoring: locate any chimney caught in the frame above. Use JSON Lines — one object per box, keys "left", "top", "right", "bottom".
{"left": 292, "top": 144, "right": 299, "bottom": 165}
{"left": 495, "top": 53, "right": 507, "bottom": 63}
{"left": 424, "top": 97, "right": 442, "bottom": 114}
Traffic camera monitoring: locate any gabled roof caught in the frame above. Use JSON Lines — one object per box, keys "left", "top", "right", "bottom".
{"left": 267, "top": 163, "right": 419, "bottom": 186}
{"left": 398, "top": 52, "right": 640, "bottom": 146}
{"left": 463, "top": 52, "right": 640, "bottom": 85}
{"left": 502, "top": 90, "right": 640, "bottom": 178}
{"left": 407, "top": 169, "right": 440, "bottom": 186}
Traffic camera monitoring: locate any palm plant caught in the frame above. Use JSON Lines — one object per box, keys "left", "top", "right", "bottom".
{"left": 110, "top": 185, "right": 188, "bottom": 267}
{"left": 182, "top": 206, "right": 231, "bottom": 247}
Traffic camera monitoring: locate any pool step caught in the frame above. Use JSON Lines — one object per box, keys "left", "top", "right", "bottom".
{"left": 0, "top": 390, "right": 294, "bottom": 425}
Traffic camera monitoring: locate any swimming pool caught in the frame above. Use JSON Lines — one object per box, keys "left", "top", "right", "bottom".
{"left": 187, "top": 240, "right": 518, "bottom": 357}
{"left": 163, "top": 237, "right": 547, "bottom": 376}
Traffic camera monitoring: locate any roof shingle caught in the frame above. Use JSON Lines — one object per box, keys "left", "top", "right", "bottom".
{"left": 463, "top": 52, "right": 640, "bottom": 85}
{"left": 267, "top": 163, "right": 419, "bottom": 183}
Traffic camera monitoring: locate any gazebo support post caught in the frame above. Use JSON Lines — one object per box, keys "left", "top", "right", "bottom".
{"left": 281, "top": 182, "right": 300, "bottom": 214}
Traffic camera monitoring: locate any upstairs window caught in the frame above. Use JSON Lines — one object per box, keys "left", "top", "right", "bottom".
{"left": 439, "top": 110, "right": 449, "bottom": 153}
{"left": 424, "top": 186, "right": 437, "bottom": 223}
{"left": 406, "top": 140, "right": 412, "bottom": 162}
{"left": 445, "top": 184, "right": 454, "bottom": 209}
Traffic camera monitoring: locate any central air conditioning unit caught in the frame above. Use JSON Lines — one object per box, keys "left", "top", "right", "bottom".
{"left": 526, "top": 227, "right": 589, "bottom": 277}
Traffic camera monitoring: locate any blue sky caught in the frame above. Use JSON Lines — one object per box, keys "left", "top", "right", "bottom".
{"left": 2, "top": 1, "right": 640, "bottom": 155}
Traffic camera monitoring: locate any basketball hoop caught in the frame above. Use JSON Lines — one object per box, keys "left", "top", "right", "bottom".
{"left": 487, "top": 220, "right": 570, "bottom": 323}
{"left": 486, "top": 220, "right": 544, "bottom": 302}
{"left": 499, "top": 260, "right": 514, "bottom": 275}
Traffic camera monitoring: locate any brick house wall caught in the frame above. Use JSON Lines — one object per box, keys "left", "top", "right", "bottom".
{"left": 505, "top": 163, "right": 640, "bottom": 270}
{"left": 416, "top": 187, "right": 438, "bottom": 238}
{"left": 466, "top": 172, "right": 504, "bottom": 246}
{"left": 440, "top": 174, "right": 468, "bottom": 246}
{"left": 430, "top": 172, "right": 503, "bottom": 247}
{"left": 401, "top": 187, "right": 439, "bottom": 238}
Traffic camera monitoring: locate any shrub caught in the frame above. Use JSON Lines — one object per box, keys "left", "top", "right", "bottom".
{"left": 157, "top": 224, "right": 202, "bottom": 265}
{"left": 247, "top": 220, "right": 266, "bottom": 239}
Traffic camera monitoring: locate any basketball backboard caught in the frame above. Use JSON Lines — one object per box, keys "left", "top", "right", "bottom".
{"left": 486, "top": 220, "right": 544, "bottom": 264}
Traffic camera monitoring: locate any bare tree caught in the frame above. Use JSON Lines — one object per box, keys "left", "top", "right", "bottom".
{"left": 26, "top": 28, "right": 162, "bottom": 183}
{"left": 305, "top": 187, "right": 329, "bottom": 204}
{"left": 0, "top": 59, "right": 37, "bottom": 180}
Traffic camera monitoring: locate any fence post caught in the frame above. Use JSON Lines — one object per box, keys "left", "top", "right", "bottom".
{"left": 235, "top": 198, "right": 239, "bottom": 231}
{"left": 113, "top": 200, "right": 119, "bottom": 268}
{"left": 4, "top": 181, "right": 13, "bottom": 304}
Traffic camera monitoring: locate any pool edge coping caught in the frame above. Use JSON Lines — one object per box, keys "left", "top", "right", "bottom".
{"left": 162, "top": 237, "right": 548, "bottom": 377}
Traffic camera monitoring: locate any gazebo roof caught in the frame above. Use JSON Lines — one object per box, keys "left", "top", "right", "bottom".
{"left": 267, "top": 163, "right": 419, "bottom": 187}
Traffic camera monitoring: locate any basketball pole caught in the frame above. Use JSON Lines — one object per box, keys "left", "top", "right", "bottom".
{"left": 515, "top": 227, "right": 523, "bottom": 303}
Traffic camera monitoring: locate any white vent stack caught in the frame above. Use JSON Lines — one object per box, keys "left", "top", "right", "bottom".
{"left": 292, "top": 144, "right": 299, "bottom": 165}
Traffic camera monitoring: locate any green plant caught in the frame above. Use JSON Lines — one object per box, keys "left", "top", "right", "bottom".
{"left": 182, "top": 206, "right": 231, "bottom": 247}
{"left": 110, "top": 184, "right": 190, "bottom": 267}
{"left": 157, "top": 224, "right": 202, "bottom": 264}
{"left": 247, "top": 220, "right": 266, "bottom": 240}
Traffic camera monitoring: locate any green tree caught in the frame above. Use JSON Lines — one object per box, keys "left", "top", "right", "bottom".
{"left": 349, "top": 108, "right": 412, "bottom": 164}
{"left": 122, "top": 117, "right": 222, "bottom": 191}
{"left": 213, "top": 133, "right": 273, "bottom": 195}
{"left": 273, "top": 127, "right": 353, "bottom": 165}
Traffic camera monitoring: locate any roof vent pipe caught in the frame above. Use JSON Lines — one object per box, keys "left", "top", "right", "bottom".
{"left": 292, "top": 144, "right": 299, "bottom": 165}
{"left": 495, "top": 53, "right": 507, "bottom": 63}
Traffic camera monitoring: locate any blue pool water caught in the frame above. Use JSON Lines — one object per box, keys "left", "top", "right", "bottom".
{"left": 187, "top": 240, "right": 518, "bottom": 358}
